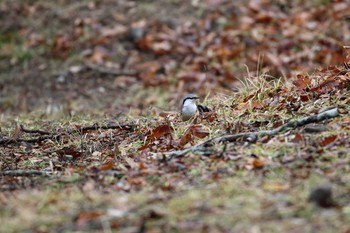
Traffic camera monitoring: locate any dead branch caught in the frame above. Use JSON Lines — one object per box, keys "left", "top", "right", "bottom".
{"left": 165, "top": 108, "right": 339, "bottom": 159}
{"left": 76, "top": 124, "right": 135, "bottom": 133}
{"left": 20, "top": 124, "right": 52, "bottom": 135}
{"left": 1, "top": 170, "right": 51, "bottom": 176}
{"left": 0, "top": 134, "right": 61, "bottom": 145}
{"left": 85, "top": 62, "right": 138, "bottom": 76}
{"left": 0, "top": 123, "right": 135, "bottom": 146}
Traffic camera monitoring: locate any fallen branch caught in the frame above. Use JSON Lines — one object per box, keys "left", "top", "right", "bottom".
{"left": 76, "top": 124, "right": 135, "bottom": 133}
{"left": 165, "top": 108, "right": 339, "bottom": 159}
{"left": 20, "top": 124, "right": 52, "bottom": 135}
{"left": 0, "top": 123, "right": 135, "bottom": 146}
{"left": 0, "top": 170, "right": 51, "bottom": 176}
{"left": 0, "top": 134, "right": 61, "bottom": 145}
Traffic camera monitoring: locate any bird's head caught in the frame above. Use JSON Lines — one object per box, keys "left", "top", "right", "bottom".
{"left": 182, "top": 93, "right": 199, "bottom": 106}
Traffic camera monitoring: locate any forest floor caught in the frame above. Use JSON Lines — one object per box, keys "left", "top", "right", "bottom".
{"left": 1, "top": 1, "right": 350, "bottom": 232}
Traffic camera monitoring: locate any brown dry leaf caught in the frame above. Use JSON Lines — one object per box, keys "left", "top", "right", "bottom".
{"left": 291, "top": 133, "right": 304, "bottom": 143}
{"left": 293, "top": 74, "right": 311, "bottom": 89}
{"left": 99, "top": 161, "right": 114, "bottom": 171}
{"left": 180, "top": 129, "right": 194, "bottom": 146}
{"left": 255, "top": 11, "right": 275, "bottom": 23}
{"left": 51, "top": 34, "right": 72, "bottom": 58}
{"left": 318, "top": 135, "right": 338, "bottom": 147}
{"left": 180, "top": 125, "right": 209, "bottom": 147}
{"left": 251, "top": 100, "right": 265, "bottom": 110}
{"left": 190, "top": 125, "right": 209, "bottom": 138}
{"left": 214, "top": 46, "right": 243, "bottom": 63}
{"left": 252, "top": 158, "right": 265, "bottom": 169}
{"left": 128, "top": 177, "right": 146, "bottom": 186}
{"left": 299, "top": 94, "right": 310, "bottom": 102}
{"left": 310, "top": 76, "right": 338, "bottom": 94}
{"left": 139, "top": 161, "right": 147, "bottom": 171}
{"left": 136, "top": 34, "right": 154, "bottom": 51}
{"left": 75, "top": 211, "right": 103, "bottom": 225}
{"left": 149, "top": 124, "right": 173, "bottom": 141}
{"left": 57, "top": 146, "right": 83, "bottom": 159}
{"left": 201, "top": 111, "right": 217, "bottom": 122}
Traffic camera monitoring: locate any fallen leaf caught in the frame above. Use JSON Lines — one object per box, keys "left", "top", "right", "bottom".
{"left": 293, "top": 74, "right": 311, "bottom": 89}
{"left": 252, "top": 158, "right": 265, "bottom": 169}
{"left": 180, "top": 125, "right": 209, "bottom": 146}
{"left": 251, "top": 100, "right": 265, "bottom": 110}
{"left": 189, "top": 125, "right": 209, "bottom": 138}
{"left": 291, "top": 133, "right": 304, "bottom": 143}
{"left": 99, "top": 161, "right": 114, "bottom": 171}
{"left": 180, "top": 129, "right": 194, "bottom": 146}
{"left": 75, "top": 211, "right": 103, "bottom": 225}
{"left": 148, "top": 124, "right": 173, "bottom": 141}
{"left": 318, "top": 135, "right": 338, "bottom": 147}
{"left": 57, "top": 146, "right": 83, "bottom": 160}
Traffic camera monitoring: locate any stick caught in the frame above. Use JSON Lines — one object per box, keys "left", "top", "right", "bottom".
{"left": 76, "top": 124, "right": 135, "bottom": 133}
{"left": 165, "top": 108, "right": 339, "bottom": 158}
{"left": 0, "top": 123, "right": 135, "bottom": 146}
{"left": 0, "top": 134, "right": 61, "bottom": 145}
{"left": 0, "top": 170, "right": 51, "bottom": 176}
{"left": 20, "top": 124, "right": 52, "bottom": 135}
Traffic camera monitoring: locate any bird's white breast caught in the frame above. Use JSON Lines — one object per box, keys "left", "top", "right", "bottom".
{"left": 181, "top": 99, "right": 197, "bottom": 121}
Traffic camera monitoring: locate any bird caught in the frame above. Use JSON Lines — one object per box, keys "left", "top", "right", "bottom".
{"left": 180, "top": 94, "right": 210, "bottom": 121}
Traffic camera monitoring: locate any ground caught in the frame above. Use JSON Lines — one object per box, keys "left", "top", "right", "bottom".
{"left": 1, "top": 1, "right": 350, "bottom": 232}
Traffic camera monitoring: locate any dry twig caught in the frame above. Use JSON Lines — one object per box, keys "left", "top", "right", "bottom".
{"left": 1, "top": 170, "right": 51, "bottom": 176}
{"left": 20, "top": 124, "right": 52, "bottom": 135}
{"left": 0, "top": 123, "right": 135, "bottom": 146}
{"left": 165, "top": 108, "right": 339, "bottom": 159}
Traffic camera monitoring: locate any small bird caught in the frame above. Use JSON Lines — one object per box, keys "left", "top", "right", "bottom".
{"left": 180, "top": 94, "right": 210, "bottom": 121}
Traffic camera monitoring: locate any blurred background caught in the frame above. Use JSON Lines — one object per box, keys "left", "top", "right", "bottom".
{"left": 0, "top": 0, "right": 349, "bottom": 116}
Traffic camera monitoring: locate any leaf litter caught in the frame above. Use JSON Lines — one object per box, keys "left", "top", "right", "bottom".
{"left": 1, "top": 0, "right": 350, "bottom": 232}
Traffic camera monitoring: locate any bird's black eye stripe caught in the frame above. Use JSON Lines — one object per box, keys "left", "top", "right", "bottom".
{"left": 182, "top": 96, "right": 198, "bottom": 105}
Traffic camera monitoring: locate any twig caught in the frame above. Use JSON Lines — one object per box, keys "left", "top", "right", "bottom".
{"left": 0, "top": 134, "right": 61, "bottom": 145}
{"left": 0, "top": 170, "right": 51, "bottom": 176}
{"left": 0, "top": 123, "right": 135, "bottom": 146}
{"left": 165, "top": 108, "right": 339, "bottom": 159}
{"left": 76, "top": 124, "right": 135, "bottom": 133}
{"left": 85, "top": 62, "right": 138, "bottom": 76}
{"left": 20, "top": 124, "right": 52, "bottom": 135}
